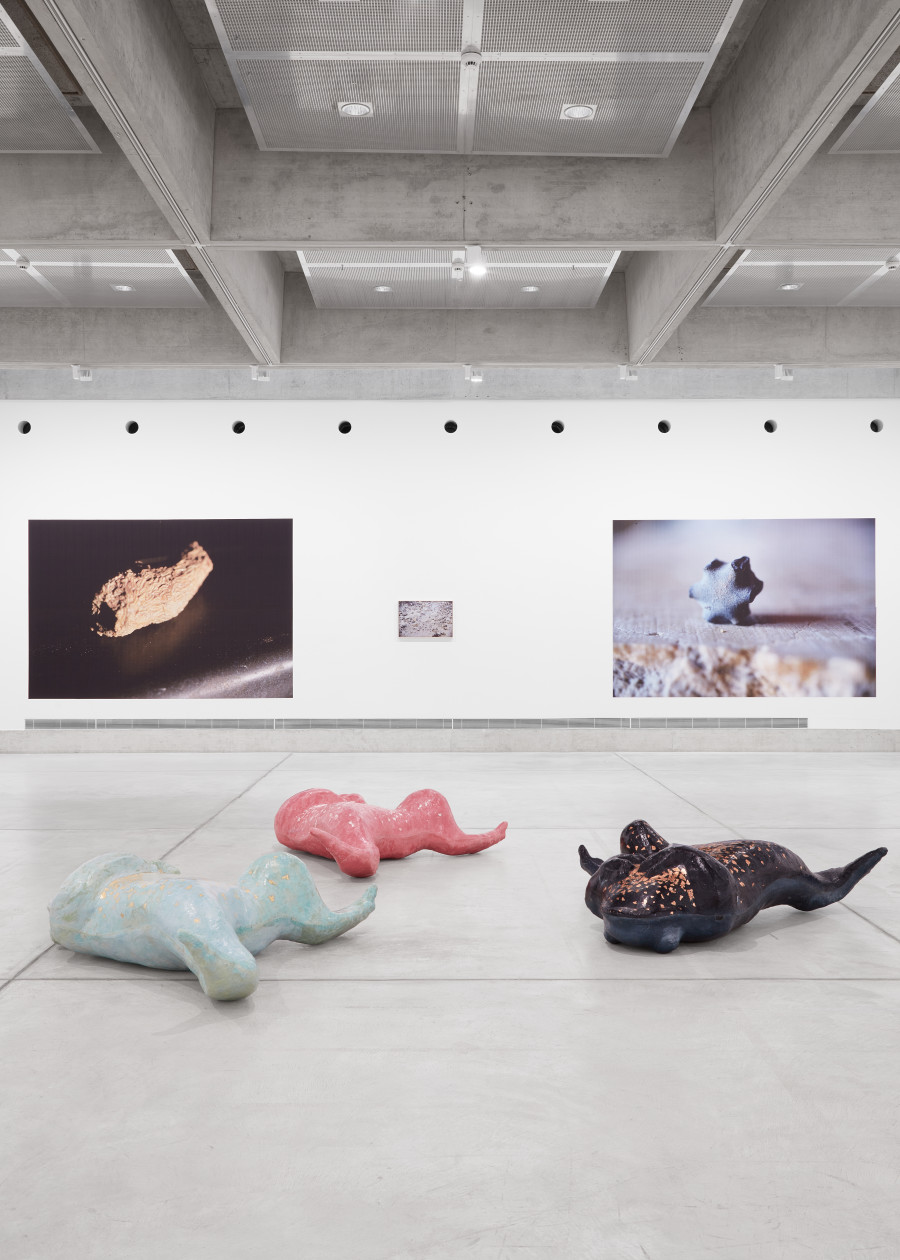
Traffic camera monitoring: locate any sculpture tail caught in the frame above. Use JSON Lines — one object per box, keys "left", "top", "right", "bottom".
{"left": 425, "top": 822, "right": 507, "bottom": 856}
{"left": 295, "top": 885, "right": 377, "bottom": 944}
{"left": 781, "top": 846, "right": 887, "bottom": 912}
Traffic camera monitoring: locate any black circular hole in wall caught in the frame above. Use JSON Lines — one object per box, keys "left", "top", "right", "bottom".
{"left": 338, "top": 421, "right": 352, "bottom": 434}
{"left": 764, "top": 419, "right": 777, "bottom": 433}
{"left": 658, "top": 420, "right": 671, "bottom": 433}
{"left": 18, "top": 420, "right": 31, "bottom": 434}
{"left": 871, "top": 419, "right": 884, "bottom": 432}
{"left": 232, "top": 421, "right": 246, "bottom": 434}
{"left": 551, "top": 420, "right": 565, "bottom": 433}
{"left": 125, "top": 421, "right": 139, "bottom": 434}
{"left": 444, "top": 420, "right": 458, "bottom": 433}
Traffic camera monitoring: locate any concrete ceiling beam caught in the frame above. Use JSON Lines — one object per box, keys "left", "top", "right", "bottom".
{"left": 654, "top": 304, "right": 900, "bottom": 367}
{"left": 210, "top": 109, "right": 716, "bottom": 250}
{"left": 27, "top": 0, "right": 284, "bottom": 363}
{"left": 0, "top": 108, "right": 177, "bottom": 247}
{"left": 625, "top": 0, "right": 900, "bottom": 365}
{"left": 0, "top": 279, "right": 251, "bottom": 367}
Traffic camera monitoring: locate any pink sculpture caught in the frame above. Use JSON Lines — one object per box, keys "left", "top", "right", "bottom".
{"left": 274, "top": 788, "right": 508, "bottom": 877}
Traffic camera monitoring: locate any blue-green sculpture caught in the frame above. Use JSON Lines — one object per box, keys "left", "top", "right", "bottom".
{"left": 49, "top": 851, "right": 377, "bottom": 1000}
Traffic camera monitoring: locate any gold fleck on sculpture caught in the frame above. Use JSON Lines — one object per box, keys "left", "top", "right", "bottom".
{"left": 91, "top": 541, "right": 213, "bottom": 638}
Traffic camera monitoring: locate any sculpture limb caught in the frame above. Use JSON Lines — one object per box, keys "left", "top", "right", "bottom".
{"left": 309, "top": 826, "right": 381, "bottom": 877}
{"left": 422, "top": 821, "right": 508, "bottom": 855}
{"left": 172, "top": 927, "right": 259, "bottom": 1001}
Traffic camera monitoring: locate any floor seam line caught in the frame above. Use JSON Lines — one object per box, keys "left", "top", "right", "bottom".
{"left": 614, "top": 752, "right": 743, "bottom": 837}
{"left": 156, "top": 752, "right": 294, "bottom": 862}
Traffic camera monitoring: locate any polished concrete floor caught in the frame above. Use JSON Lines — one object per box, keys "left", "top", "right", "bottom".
{"left": 1, "top": 751, "right": 898, "bottom": 1260}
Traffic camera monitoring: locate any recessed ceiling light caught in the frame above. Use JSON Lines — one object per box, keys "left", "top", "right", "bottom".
{"left": 338, "top": 101, "right": 372, "bottom": 117}
{"left": 110, "top": 283, "right": 134, "bottom": 292}
{"left": 374, "top": 285, "right": 392, "bottom": 292}
{"left": 561, "top": 104, "right": 595, "bottom": 120}
{"left": 779, "top": 282, "right": 802, "bottom": 291}
{"left": 522, "top": 285, "right": 539, "bottom": 292}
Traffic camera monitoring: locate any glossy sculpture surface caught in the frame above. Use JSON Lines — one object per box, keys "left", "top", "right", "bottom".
{"left": 579, "top": 819, "right": 886, "bottom": 953}
{"left": 49, "top": 851, "right": 377, "bottom": 1000}
{"left": 275, "top": 788, "right": 508, "bottom": 877}
{"left": 689, "top": 555, "right": 763, "bottom": 624}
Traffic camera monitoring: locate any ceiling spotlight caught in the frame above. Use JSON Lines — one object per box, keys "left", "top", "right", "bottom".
{"left": 885, "top": 254, "right": 900, "bottom": 271}
{"left": 618, "top": 365, "right": 638, "bottom": 382}
{"left": 71, "top": 364, "right": 92, "bottom": 382}
{"left": 110, "top": 283, "right": 134, "bottom": 292}
{"left": 561, "top": 104, "right": 596, "bottom": 120}
{"left": 522, "top": 285, "right": 540, "bottom": 292}
{"left": 374, "top": 285, "right": 392, "bottom": 293}
{"left": 450, "top": 249, "right": 465, "bottom": 281}
{"left": 466, "top": 244, "right": 487, "bottom": 277}
{"left": 779, "top": 282, "right": 802, "bottom": 291}
{"left": 464, "top": 364, "right": 483, "bottom": 384}
{"left": 250, "top": 365, "right": 270, "bottom": 382}
{"left": 15, "top": 254, "right": 30, "bottom": 270}
{"left": 338, "top": 101, "right": 372, "bottom": 117}
{"left": 774, "top": 364, "right": 794, "bottom": 381}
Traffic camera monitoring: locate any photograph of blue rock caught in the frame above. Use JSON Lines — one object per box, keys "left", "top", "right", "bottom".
{"left": 613, "top": 519, "right": 876, "bottom": 697}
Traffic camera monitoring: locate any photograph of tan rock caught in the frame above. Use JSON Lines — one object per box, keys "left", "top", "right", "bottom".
{"left": 613, "top": 519, "right": 875, "bottom": 698}
{"left": 398, "top": 601, "right": 453, "bottom": 639}
{"left": 29, "top": 519, "right": 292, "bottom": 699}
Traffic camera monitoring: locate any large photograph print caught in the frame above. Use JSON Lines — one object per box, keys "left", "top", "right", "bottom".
{"left": 613, "top": 519, "right": 875, "bottom": 698}
{"left": 29, "top": 519, "right": 293, "bottom": 699}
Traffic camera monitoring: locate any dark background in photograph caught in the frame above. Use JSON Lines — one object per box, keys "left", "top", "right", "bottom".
{"left": 612, "top": 518, "right": 876, "bottom": 698}
{"left": 29, "top": 519, "right": 293, "bottom": 699}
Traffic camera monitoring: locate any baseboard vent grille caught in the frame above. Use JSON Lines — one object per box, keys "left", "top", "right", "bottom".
{"left": 24, "top": 717, "right": 809, "bottom": 730}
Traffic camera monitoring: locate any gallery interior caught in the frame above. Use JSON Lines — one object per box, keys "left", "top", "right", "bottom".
{"left": 1, "top": 2, "right": 899, "bottom": 1257}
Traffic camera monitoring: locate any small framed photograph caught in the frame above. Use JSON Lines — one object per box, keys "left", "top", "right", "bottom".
{"left": 398, "top": 600, "right": 453, "bottom": 639}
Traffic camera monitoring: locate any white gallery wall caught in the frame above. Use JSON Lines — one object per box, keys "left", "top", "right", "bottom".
{"left": 0, "top": 398, "right": 897, "bottom": 730}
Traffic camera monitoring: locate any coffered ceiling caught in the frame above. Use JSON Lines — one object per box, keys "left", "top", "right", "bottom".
{"left": 0, "top": 0, "right": 899, "bottom": 377}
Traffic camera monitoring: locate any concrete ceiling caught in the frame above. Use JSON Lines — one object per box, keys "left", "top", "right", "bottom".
{"left": 0, "top": 0, "right": 899, "bottom": 386}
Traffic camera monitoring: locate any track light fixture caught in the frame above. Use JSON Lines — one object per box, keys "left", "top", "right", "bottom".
{"left": 250, "top": 366, "right": 270, "bottom": 382}
{"left": 450, "top": 250, "right": 465, "bottom": 282}
{"left": 618, "top": 365, "right": 638, "bottom": 382}
{"left": 464, "top": 364, "right": 483, "bottom": 384}
{"left": 774, "top": 364, "right": 793, "bottom": 381}
{"left": 465, "top": 245, "right": 487, "bottom": 277}
{"left": 71, "top": 364, "right": 92, "bottom": 382}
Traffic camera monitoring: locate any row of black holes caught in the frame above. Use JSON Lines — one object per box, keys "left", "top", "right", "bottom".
{"left": 15, "top": 418, "right": 888, "bottom": 436}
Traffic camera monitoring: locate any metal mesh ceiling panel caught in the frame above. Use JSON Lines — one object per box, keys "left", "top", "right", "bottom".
{"left": 0, "top": 264, "right": 58, "bottom": 306}
{"left": 213, "top": 1, "right": 464, "bottom": 53}
{"left": 208, "top": 0, "right": 743, "bottom": 154}
{"left": 39, "top": 265, "right": 206, "bottom": 308}
{"left": 843, "top": 269, "right": 900, "bottom": 307}
{"left": 239, "top": 58, "right": 458, "bottom": 151}
{"left": 482, "top": 0, "right": 736, "bottom": 54}
{"left": 0, "top": 249, "right": 206, "bottom": 308}
{"left": 474, "top": 60, "right": 701, "bottom": 156}
{"left": 304, "top": 248, "right": 452, "bottom": 268}
{"left": 0, "top": 58, "right": 96, "bottom": 152}
{"left": 20, "top": 247, "right": 183, "bottom": 267}
{"left": 742, "top": 247, "right": 896, "bottom": 265}
{"left": 831, "top": 67, "right": 900, "bottom": 153}
{"left": 705, "top": 263, "right": 881, "bottom": 306}
{"left": 485, "top": 247, "right": 617, "bottom": 267}
{"left": 302, "top": 247, "right": 616, "bottom": 308}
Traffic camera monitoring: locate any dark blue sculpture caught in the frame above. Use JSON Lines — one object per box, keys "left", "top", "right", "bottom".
{"left": 689, "top": 555, "right": 763, "bottom": 624}
{"left": 579, "top": 820, "right": 886, "bottom": 953}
